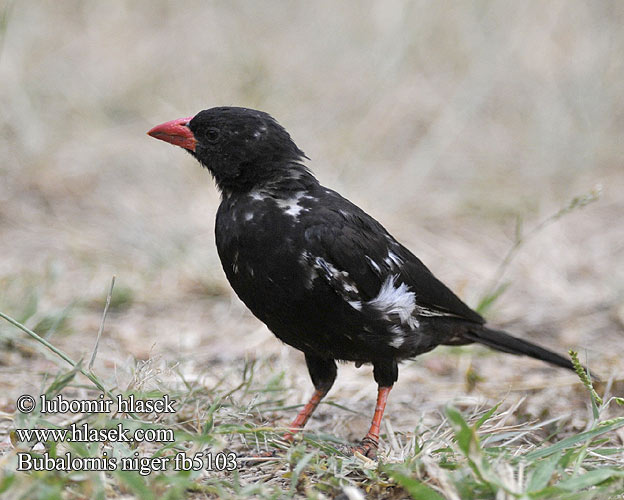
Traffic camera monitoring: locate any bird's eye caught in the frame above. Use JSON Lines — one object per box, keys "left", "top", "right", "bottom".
{"left": 206, "top": 128, "right": 220, "bottom": 142}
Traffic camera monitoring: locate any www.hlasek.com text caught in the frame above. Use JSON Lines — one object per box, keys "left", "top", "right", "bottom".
{"left": 15, "top": 422, "right": 174, "bottom": 444}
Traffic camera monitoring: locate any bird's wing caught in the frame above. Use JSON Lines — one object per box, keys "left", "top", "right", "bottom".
{"left": 302, "top": 191, "right": 484, "bottom": 325}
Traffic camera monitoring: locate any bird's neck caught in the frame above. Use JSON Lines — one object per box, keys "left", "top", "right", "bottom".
{"left": 219, "top": 162, "right": 319, "bottom": 199}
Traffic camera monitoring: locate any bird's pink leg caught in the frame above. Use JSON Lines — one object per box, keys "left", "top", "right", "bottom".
{"left": 352, "top": 385, "right": 392, "bottom": 459}
{"left": 283, "top": 389, "right": 327, "bottom": 441}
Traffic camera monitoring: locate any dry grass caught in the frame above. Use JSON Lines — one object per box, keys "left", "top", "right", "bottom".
{"left": 1, "top": 1, "right": 623, "bottom": 498}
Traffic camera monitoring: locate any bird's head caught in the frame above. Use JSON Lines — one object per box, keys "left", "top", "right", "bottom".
{"left": 148, "top": 107, "right": 307, "bottom": 194}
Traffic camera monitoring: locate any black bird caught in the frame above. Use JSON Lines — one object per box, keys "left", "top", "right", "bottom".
{"left": 148, "top": 107, "right": 581, "bottom": 458}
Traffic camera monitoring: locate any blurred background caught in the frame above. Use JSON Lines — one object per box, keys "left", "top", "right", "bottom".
{"left": 1, "top": 1, "right": 622, "bottom": 433}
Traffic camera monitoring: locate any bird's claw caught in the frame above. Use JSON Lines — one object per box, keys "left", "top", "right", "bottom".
{"left": 282, "top": 432, "right": 296, "bottom": 443}
{"left": 351, "top": 436, "right": 379, "bottom": 459}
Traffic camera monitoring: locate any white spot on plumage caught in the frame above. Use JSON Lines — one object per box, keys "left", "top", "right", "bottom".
{"left": 389, "top": 325, "right": 403, "bottom": 334}
{"left": 387, "top": 251, "right": 403, "bottom": 267}
{"left": 384, "top": 250, "right": 404, "bottom": 269}
{"left": 414, "top": 305, "right": 452, "bottom": 317}
{"left": 365, "top": 256, "right": 381, "bottom": 274}
{"left": 301, "top": 253, "right": 361, "bottom": 305}
{"left": 244, "top": 212, "right": 254, "bottom": 221}
{"left": 368, "top": 275, "right": 419, "bottom": 329}
{"left": 388, "top": 327, "right": 405, "bottom": 348}
{"left": 232, "top": 251, "right": 239, "bottom": 274}
{"left": 286, "top": 169, "right": 303, "bottom": 180}
{"left": 388, "top": 325, "right": 406, "bottom": 348}
{"left": 348, "top": 300, "right": 362, "bottom": 311}
{"left": 283, "top": 204, "right": 303, "bottom": 218}
{"left": 300, "top": 251, "right": 318, "bottom": 289}
{"left": 389, "top": 337, "right": 404, "bottom": 348}
{"left": 250, "top": 191, "right": 266, "bottom": 201}
{"left": 276, "top": 191, "right": 308, "bottom": 220}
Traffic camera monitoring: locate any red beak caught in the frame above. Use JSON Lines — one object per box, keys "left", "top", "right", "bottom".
{"left": 147, "top": 116, "right": 197, "bottom": 152}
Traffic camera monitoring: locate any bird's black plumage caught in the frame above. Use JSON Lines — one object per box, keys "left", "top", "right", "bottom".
{"left": 148, "top": 106, "right": 580, "bottom": 456}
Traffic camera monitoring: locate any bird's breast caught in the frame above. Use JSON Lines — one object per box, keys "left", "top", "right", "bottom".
{"left": 214, "top": 193, "right": 316, "bottom": 312}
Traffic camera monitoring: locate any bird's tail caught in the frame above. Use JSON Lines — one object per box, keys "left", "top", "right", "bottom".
{"left": 463, "top": 326, "right": 578, "bottom": 373}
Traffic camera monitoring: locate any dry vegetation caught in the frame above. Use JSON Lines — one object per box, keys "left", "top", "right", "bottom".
{"left": 1, "top": 1, "right": 623, "bottom": 499}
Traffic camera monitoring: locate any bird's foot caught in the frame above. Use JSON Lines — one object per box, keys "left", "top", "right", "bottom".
{"left": 351, "top": 436, "right": 379, "bottom": 459}
{"left": 282, "top": 431, "right": 296, "bottom": 443}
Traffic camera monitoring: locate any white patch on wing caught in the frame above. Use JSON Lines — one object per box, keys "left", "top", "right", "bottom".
{"left": 301, "top": 253, "right": 361, "bottom": 308}
{"left": 414, "top": 305, "right": 453, "bottom": 317}
{"left": 387, "top": 251, "right": 403, "bottom": 267}
{"left": 365, "top": 256, "right": 381, "bottom": 274}
{"left": 384, "top": 250, "right": 404, "bottom": 269}
{"left": 244, "top": 212, "right": 254, "bottom": 221}
{"left": 368, "top": 275, "right": 419, "bottom": 329}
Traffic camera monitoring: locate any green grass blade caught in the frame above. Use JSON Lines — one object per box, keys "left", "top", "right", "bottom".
{"left": 523, "top": 418, "right": 624, "bottom": 461}
{"left": 289, "top": 452, "right": 315, "bottom": 496}
{"left": 527, "top": 451, "right": 562, "bottom": 492}
{"left": 446, "top": 405, "right": 475, "bottom": 457}
{"left": 475, "top": 401, "right": 502, "bottom": 430}
{"left": 475, "top": 282, "right": 510, "bottom": 315}
{"left": 388, "top": 471, "right": 445, "bottom": 500}
{"left": 556, "top": 469, "right": 624, "bottom": 491}
{"left": 0, "top": 310, "right": 113, "bottom": 399}
{"left": 116, "top": 471, "right": 155, "bottom": 500}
